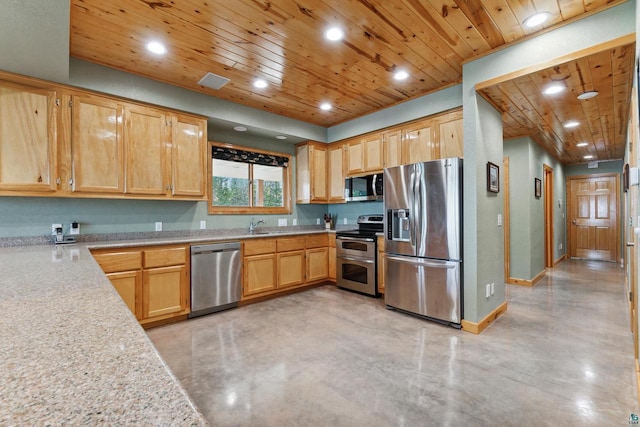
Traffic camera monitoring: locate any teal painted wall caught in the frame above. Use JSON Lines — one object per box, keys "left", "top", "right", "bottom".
{"left": 504, "top": 137, "right": 567, "bottom": 280}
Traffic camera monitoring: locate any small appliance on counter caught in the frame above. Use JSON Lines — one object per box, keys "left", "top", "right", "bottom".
{"left": 335, "top": 214, "right": 383, "bottom": 297}
{"left": 384, "top": 158, "right": 463, "bottom": 328}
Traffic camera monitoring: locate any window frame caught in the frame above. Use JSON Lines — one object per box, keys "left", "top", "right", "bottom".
{"left": 208, "top": 141, "right": 292, "bottom": 215}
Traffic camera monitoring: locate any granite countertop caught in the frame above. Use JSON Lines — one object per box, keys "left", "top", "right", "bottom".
{"left": 0, "top": 227, "right": 331, "bottom": 424}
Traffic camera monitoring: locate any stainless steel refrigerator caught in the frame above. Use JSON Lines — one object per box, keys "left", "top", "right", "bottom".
{"left": 383, "top": 158, "right": 463, "bottom": 327}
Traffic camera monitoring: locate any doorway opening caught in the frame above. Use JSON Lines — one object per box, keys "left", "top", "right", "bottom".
{"left": 544, "top": 165, "right": 553, "bottom": 268}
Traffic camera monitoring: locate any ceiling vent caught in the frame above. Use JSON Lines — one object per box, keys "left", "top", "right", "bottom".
{"left": 198, "top": 72, "right": 230, "bottom": 90}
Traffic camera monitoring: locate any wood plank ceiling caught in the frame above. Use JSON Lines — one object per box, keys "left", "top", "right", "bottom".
{"left": 69, "top": 0, "right": 632, "bottom": 164}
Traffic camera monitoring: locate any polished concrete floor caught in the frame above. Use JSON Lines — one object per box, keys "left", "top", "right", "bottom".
{"left": 147, "top": 259, "right": 638, "bottom": 426}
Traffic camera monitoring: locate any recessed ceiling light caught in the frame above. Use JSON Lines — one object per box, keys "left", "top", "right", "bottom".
{"left": 563, "top": 120, "right": 580, "bottom": 128}
{"left": 146, "top": 41, "right": 167, "bottom": 55}
{"left": 577, "top": 91, "right": 599, "bottom": 100}
{"left": 524, "top": 12, "right": 551, "bottom": 28}
{"left": 576, "top": 142, "right": 588, "bottom": 147}
{"left": 543, "top": 83, "right": 564, "bottom": 95}
{"left": 233, "top": 126, "right": 247, "bottom": 132}
{"left": 320, "top": 103, "right": 332, "bottom": 111}
{"left": 253, "top": 79, "right": 268, "bottom": 89}
{"left": 394, "top": 70, "right": 409, "bottom": 81}
{"left": 584, "top": 155, "right": 594, "bottom": 159}
{"left": 324, "top": 27, "right": 344, "bottom": 41}
{"left": 275, "top": 135, "right": 287, "bottom": 140}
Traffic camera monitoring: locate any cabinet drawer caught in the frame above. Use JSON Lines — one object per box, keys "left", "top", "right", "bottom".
{"left": 244, "top": 238, "right": 277, "bottom": 256}
{"left": 143, "top": 247, "right": 187, "bottom": 268}
{"left": 305, "top": 234, "right": 328, "bottom": 248}
{"left": 277, "top": 237, "right": 305, "bottom": 252}
{"left": 93, "top": 251, "right": 142, "bottom": 273}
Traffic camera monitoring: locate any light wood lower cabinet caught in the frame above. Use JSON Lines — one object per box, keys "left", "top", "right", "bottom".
{"left": 92, "top": 244, "right": 190, "bottom": 326}
{"left": 328, "top": 233, "right": 336, "bottom": 281}
{"left": 377, "top": 235, "right": 385, "bottom": 294}
{"left": 242, "top": 233, "right": 330, "bottom": 300}
{"left": 244, "top": 253, "right": 277, "bottom": 296}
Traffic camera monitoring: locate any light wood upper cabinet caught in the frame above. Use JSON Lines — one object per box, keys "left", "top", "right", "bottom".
{"left": 383, "top": 129, "right": 402, "bottom": 169}
{"left": 71, "top": 94, "right": 124, "bottom": 193}
{"left": 436, "top": 111, "right": 464, "bottom": 159}
{"left": 0, "top": 80, "right": 57, "bottom": 192}
{"left": 402, "top": 121, "right": 434, "bottom": 165}
{"left": 347, "top": 139, "right": 364, "bottom": 175}
{"left": 296, "top": 141, "right": 327, "bottom": 203}
{"left": 124, "top": 104, "right": 168, "bottom": 196}
{"left": 171, "top": 114, "right": 205, "bottom": 197}
{"left": 363, "top": 135, "right": 383, "bottom": 172}
{"left": 327, "top": 143, "right": 345, "bottom": 203}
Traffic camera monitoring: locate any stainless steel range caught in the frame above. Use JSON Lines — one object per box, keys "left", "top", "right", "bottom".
{"left": 335, "top": 214, "right": 383, "bottom": 297}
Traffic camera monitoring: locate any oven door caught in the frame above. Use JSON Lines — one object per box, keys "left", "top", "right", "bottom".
{"left": 336, "top": 253, "right": 377, "bottom": 297}
{"left": 336, "top": 236, "right": 376, "bottom": 258}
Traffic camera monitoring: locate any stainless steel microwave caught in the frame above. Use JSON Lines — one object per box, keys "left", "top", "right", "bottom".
{"left": 344, "top": 174, "right": 383, "bottom": 202}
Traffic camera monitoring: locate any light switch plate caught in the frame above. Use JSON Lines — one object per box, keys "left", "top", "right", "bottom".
{"left": 316, "top": 218, "right": 321, "bottom": 225}
{"left": 155, "top": 222, "right": 162, "bottom": 232}
{"left": 497, "top": 214, "right": 502, "bottom": 226}
{"left": 278, "top": 218, "right": 287, "bottom": 226}
{"left": 292, "top": 218, "right": 297, "bottom": 226}
{"left": 199, "top": 220, "right": 206, "bottom": 230}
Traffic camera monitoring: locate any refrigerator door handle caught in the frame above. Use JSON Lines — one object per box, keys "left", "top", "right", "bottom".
{"left": 386, "top": 255, "right": 457, "bottom": 269}
{"left": 337, "top": 256, "right": 375, "bottom": 264}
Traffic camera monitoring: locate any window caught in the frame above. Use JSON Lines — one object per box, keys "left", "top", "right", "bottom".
{"left": 209, "top": 142, "right": 291, "bottom": 214}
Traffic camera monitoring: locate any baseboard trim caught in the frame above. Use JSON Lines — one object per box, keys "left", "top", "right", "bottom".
{"left": 461, "top": 300, "right": 508, "bottom": 334}
{"left": 553, "top": 254, "right": 567, "bottom": 267}
{"left": 507, "top": 270, "right": 546, "bottom": 287}
{"left": 636, "top": 359, "right": 640, "bottom": 405}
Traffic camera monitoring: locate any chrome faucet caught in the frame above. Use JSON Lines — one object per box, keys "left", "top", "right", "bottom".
{"left": 249, "top": 218, "right": 265, "bottom": 234}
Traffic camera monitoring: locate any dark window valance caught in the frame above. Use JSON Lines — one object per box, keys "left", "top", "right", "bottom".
{"left": 212, "top": 146, "right": 289, "bottom": 168}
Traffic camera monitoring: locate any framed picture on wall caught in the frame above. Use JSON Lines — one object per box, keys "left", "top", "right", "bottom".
{"left": 535, "top": 178, "right": 542, "bottom": 199}
{"left": 487, "top": 162, "right": 499, "bottom": 193}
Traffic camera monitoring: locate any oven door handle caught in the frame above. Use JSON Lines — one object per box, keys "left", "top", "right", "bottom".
{"left": 336, "top": 236, "right": 375, "bottom": 242}
{"left": 337, "top": 256, "right": 375, "bottom": 264}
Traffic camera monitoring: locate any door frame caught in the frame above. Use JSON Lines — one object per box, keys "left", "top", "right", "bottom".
{"left": 566, "top": 172, "right": 620, "bottom": 262}
{"left": 544, "top": 165, "right": 553, "bottom": 268}
{"left": 504, "top": 157, "right": 510, "bottom": 282}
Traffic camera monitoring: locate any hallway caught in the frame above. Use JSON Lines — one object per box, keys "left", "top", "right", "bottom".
{"left": 147, "top": 259, "right": 638, "bottom": 426}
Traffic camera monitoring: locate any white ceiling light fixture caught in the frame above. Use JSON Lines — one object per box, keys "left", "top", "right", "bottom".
{"left": 524, "top": 12, "right": 551, "bottom": 28}
{"left": 324, "top": 27, "right": 344, "bottom": 42}
{"left": 253, "top": 79, "right": 268, "bottom": 89}
{"left": 233, "top": 126, "right": 247, "bottom": 132}
{"left": 577, "top": 91, "right": 599, "bottom": 100}
{"left": 543, "top": 83, "right": 564, "bottom": 95}
{"left": 584, "top": 155, "right": 594, "bottom": 159}
{"left": 275, "top": 135, "right": 287, "bottom": 140}
{"left": 563, "top": 120, "right": 580, "bottom": 128}
{"left": 576, "top": 142, "right": 588, "bottom": 147}
{"left": 394, "top": 70, "right": 409, "bottom": 81}
{"left": 320, "top": 102, "right": 332, "bottom": 111}
{"left": 146, "top": 41, "right": 167, "bottom": 55}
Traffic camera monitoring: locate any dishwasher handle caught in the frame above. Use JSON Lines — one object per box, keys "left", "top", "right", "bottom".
{"left": 191, "top": 242, "right": 241, "bottom": 255}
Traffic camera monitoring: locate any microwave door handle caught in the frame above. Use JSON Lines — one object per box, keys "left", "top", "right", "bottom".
{"left": 370, "top": 174, "right": 376, "bottom": 197}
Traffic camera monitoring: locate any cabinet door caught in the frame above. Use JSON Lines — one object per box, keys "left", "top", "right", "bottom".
{"left": 243, "top": 254, "right": 277, "bottom": 296}
{"left": 107, "top": 270, "right": 142, "bottom": 319}
{"left": 171, "top": 114, "right": 206, "bottom": 198}
{"left": 277, "top": 250, "right": 305, "bottom": 289}
{"left": 327, "top": 144, "right": 345, "bottom": 203}
{"left": 383, "top": 130, "right": 402, "bottom": 168}
{"left": 72, "top": 94, "right": 124, "bottom": 193}
{"left": 347, "top": 140, "right": 364, "bottom": 175}
{"left": 296, "top": 143, "right": 310, "bottom": 203}
{"left": 306, "top": 247, "right": 328, "bottom": 282}
{"left": 438, "top": 115, "right": 463, "bottom": 159}
{"left": 363, "top": 135, "right": 383, "bottom": 172}
{"left": 402, "top": 123, "right": 433, "bottom": 164}
{"left": 142, "top": 264, "right": 189, "bottom": 320}
{"left": 310, "top": 145, "right": 327, "bottom": 202}
{"left": 124, "top": 104, "right": 168, "bottom": 196}
{"left": 0, "top": 81, "right": 56, "bottom": 191}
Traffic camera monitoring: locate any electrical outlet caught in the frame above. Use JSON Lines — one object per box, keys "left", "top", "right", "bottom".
{"left": 292, "top": 218, "right": 297, "bottom": 226}
{"left": 278, "top": 218, "right": 287, "bottom": 226}
{"left": 343, "top": 218, "right": 348, "bottom": 224}
{"left": 485, "top": 284, "right": 491, "bottom": 298}
{"left": 199, "top": 220, "right": 206, "bottom": 230}
{"left": 155, "top": 222, "right": 162, "bottom": 232}
{"left": 559, "top": 243, "right": 563, "bottom": 250}
{"left": 69, "top": 221, "right": 80, "bottom": 235}
{"left": 491, "top": 283, "right": 495, "bottom": 295}
{"left": 316, "top": 218, "right": 321, "bottom": 225}
{"left": 51, "top": 223, "right": 62, "bottom": 235}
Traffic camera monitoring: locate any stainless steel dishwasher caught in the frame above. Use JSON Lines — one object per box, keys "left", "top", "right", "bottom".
{"left": 189, "top": 242, "right": 242, "bottom": 318}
